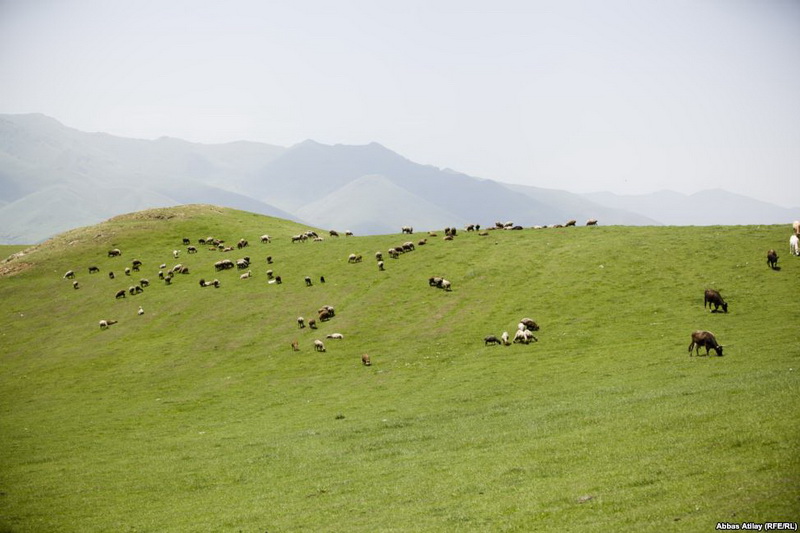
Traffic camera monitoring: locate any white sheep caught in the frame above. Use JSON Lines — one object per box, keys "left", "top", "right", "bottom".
{"left": 138, "top": 306, "right": 144, "bottom": 316}
{"left": 326, "top": 333, "right": 344, "bottom": 339}
{"left": 314, "top": 339, "right": 326, "bottom": 352}
{"left": 173, "top": 249, "right": 180, "bottom": 258}
{"left": 99, "top": 319, "right": 118, "bottom": 329}
{"left": 501, "top": 331, "right": 510, "bottom": 345}
{"left": 440, "top": 279, "right": 451, "bottom": 291}
{"left": 240, "top": 270, "right": 252, "bottom": 279}
{"left": 794, "top": 220, "right": 800, "bottom": 235}
{"left": 791, "top": 234, "right": 800, "bottom": 256}
{"left": 63, "top": 270, "right": 75, "bottom": 279}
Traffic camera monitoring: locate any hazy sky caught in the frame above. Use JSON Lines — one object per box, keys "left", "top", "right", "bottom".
{"left": 1, "top": 0, "right": 798, "bottom": 207}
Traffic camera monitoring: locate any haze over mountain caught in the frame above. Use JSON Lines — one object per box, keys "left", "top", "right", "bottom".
{"left": 0, "top": 113, "right": 795, "bottom": 244}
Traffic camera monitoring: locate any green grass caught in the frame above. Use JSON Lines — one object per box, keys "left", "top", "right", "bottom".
{"left": 0, "top": 206, "right": 798, "bottom": 532}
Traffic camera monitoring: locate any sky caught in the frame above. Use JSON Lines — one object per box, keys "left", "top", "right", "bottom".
{"left": 1, "top": 0, "right": 799, "bottom": 207}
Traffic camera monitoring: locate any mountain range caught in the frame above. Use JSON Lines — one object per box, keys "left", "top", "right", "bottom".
{"left": 0, "top": 113, "right": 795, "bottom": 244}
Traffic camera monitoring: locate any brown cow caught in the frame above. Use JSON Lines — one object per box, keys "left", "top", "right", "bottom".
{"left": 704, "top": 289, "right": 728, "bottom": 313}
{"left": 688, "top": 330, "right": 724, "bottom": 356}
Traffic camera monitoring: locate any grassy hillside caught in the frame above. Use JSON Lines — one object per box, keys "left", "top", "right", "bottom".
{"left": 0, "top": 205, "right": 798, "bottom": 532}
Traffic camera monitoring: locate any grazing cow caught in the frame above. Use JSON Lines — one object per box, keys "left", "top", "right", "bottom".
{"left": 688, "top": 330, "right": 724, "bottom": 356}
{"left": 361, "top": 353, "right": 371, "bottom": 366}
{"left": 704, "top": 289, "right": 728, "bottom": 313}
{"left": 484, "top": 335, "right": 502, "bottom": 346}
{"left": 767, "top": 249, "right": 779, "bottom": 269}
{"left": 791, "top": 234, "right": 800, "bottom": 256}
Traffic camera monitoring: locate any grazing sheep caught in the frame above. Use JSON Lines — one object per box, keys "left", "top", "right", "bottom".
{"left": 318, "top": 309, "right": 333, "bottom": 322}
{"left": 158, "top": 270, "right": 164, "bottom": 280}
{"left": 63, "top": 270, "right": 75, "bottom": 279}
{"left": 291, "top": 340, "right": 299, "bottom": 351}
{"left": 178, "top": 266, "right": 189, "bottom": 275}
{"left": 297, "top": 317, "right": 306, "bottom": 329}
{"left": 484, "top": 335, "right": 502, "bottom": 346}
{"left": 132, "top": 260, "right": 142, "bottom": 271}
{"left": 138, "top": 306, "right": 144, "bottom": 316}
{"left": 320, "top": 276, "right": 326, "bottom": 283}
{"left": 139, "top": 279, "right": 149, "bottom": 288}
{"left": 418, "top": 238, "right": 427, "bottom": 246}
{"left": 440, "top": 279, "right": 452, "bottom": 291}
{"left": 794, "top": 220, "right": 800, "bottom": 235}
{"left": 688, "top": 330, "right": 724, "bottom": 356}
{"left": 309, "top": 318, "right": 317, "bottom": 329}
{"left": 109, "top": 271, "right": 115, "bottom": 279}
{"left": 115, "top": 289, "right": 126, "bottom": 299}
{"left": 375, "top": 251, "right": 383, "bottom": 261}
{"left": 513, "top": 329, "right": 537, "bottom": 344}
{"left": 520, "top": 318, "right": 540, "bottom": 331}
{"left": 173, "top": 250, "right": 180, "bottom": 258}
{"left": 72, "top": 280, "right": 80, "bottom": 289}
{"left": 129, "top": 286, "right": 143, "bottom": 295}
{"left": 429, "top": 276, "right": 442, "bottom": 287}
{"left": 266, "top": 256, "right": 273, "bottom": 264}
{"left": 348, "top": 253, "right": 362, "bottom": 263}
{"left": 361, "top": 353, "right": 371, "bottom": 366}
{"left": 305, "top": 276, "right": 312, "bottom": 286}
{"left": 187, "top": 246, "right": 198, "bottom": 254}
{"left": 266, "top": 269, "right": 274, "bottom": 279}
{"left": 501, "top": 331, "right": 510, "bottom": 346}
{"left": 124, "top": 267, "right": 131, "bottom": 276}
{"left": 326, "top": 333, "right": 344, "bottom": 339}
{"left": 88, "top": 266, "right": 100, "bottom": 274}
{"left": 314, "top": 339, "right": 326, "bottom": 352}
{"left": 767, "top": 249, "right": 779, "bottom": 269}
{"left": 329, "top": 230, "right": 339, "bottom": 237}
{"left": 565, "top": 220, "right": 577, "bottom": 227}
{"left": 318, "top": 305, "right": 335, "bottom": 317}
{"left": 240, "top": 270, "right": 252, "bottom": 280}
{"left": 237, "top": 238, "right": 249, "bottom": 249}
{"left": 275, "top": 276, "right": 282, "bottom": 284}
{"left": 261, "top": 234, "right": 271, "bottom": 243}
{"left": 164, "top": 273, "right": 173, "bottom": 285}
{"left": 401, "top": 226, "right": 413, "bottom": 234}
{"left": 99, "top": 319, "right": 118, "bottom": 329}
{"left": 236, "top": 257, "right": 250, "bottom": 269}
{"left": 791, "top": 234, "right": 800, "bottom": 256}
{"left": 586, "top": 219, "right": 598, "bottom": 226}
{"left": 183, "top": 238, "right": 191, "bottom": 245}
{"left": 378, "top": 261, "right": 385, "bottom": 271}
{"left": 108, "top": 248, "right": 122, "bottom": 257}
{"left": 199, "top": 278, "right": 220, "bottom": 288}
{"left": 345, "top": 231, "right": 353, "bottom": 236}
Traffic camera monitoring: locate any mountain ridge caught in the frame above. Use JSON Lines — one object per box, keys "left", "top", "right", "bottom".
{"left": 0, "top": 113, "right": 795, "bottom": 244}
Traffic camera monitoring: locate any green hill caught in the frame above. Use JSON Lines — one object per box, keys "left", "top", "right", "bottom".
{"left": 1, "top": 205, "right": 798, "bottom": 532}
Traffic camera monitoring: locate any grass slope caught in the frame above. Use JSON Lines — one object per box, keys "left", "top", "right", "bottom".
{"left": 0, "top": 206, "right": 798, "bottom": 532}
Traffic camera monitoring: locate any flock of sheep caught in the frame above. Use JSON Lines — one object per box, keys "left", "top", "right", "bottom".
{"left": 61, "top": 217, "right": 796, "bottom": 362}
